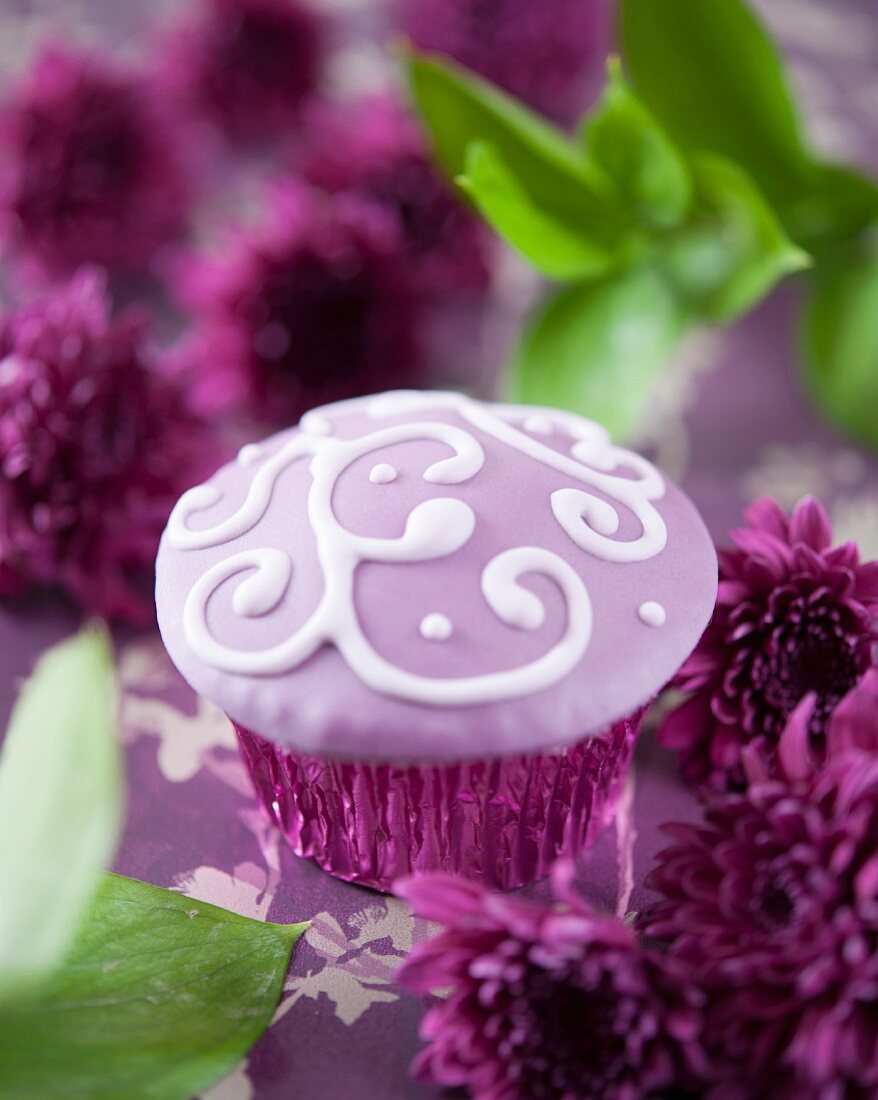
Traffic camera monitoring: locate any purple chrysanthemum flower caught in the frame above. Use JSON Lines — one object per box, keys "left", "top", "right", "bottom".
{"left": 658, "top": 496, "right": 878, "bottom": 791}
{"left": 0, "top": 45, "right": 191, "bottom": 278}
{"left": 0, "top": 269, "right": 215, "bottom": 622}
{"left": 396, "top": 866, "right": 704, "bottom": 1099}
{"left": 158, "top": 0, "right": 326, "bottom": 140}
{"left": 824, "top": 666, "right": 878, "bottom": 756}
{"left": 297, "top": 95, "right": 492, "bottom": 299}
{"left": 395, "top": 0, "right": 606, "bottom": 126}
{"left": 176, "top": 182, "right": 424, "bottom": 424}
{"left": 641, "top": 693, "right": 878, "bottom": 1099}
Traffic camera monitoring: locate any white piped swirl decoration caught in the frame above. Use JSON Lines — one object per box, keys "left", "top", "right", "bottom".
{"left": 166, "top": 392, "right": 668, "bottom": 705}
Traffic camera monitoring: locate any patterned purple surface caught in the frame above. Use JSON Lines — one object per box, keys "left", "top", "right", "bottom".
{"left": 1, "top": 2, "right": 877, "bottom": 1098}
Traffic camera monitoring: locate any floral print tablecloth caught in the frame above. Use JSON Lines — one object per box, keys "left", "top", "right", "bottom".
{"left": 1, "top": 1, "right": 876, "bottom": 1097}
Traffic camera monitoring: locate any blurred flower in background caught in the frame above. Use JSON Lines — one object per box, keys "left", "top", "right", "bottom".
{"left": 0, "top": 45, "right": 192, "bottom": 280}
{"left": 394, "top": 0, "right": 606, "bottom": 126}
{"left": 157, "top": 0, "right": 327, "bottom": 142}
{"left": 175, "top": 181, "right": 424, "bottom": 425}
{"left": 0, "top": 0, "right": 603, "bottom": 626}
{"left": 297, "top": 95, "right": 492, "bottom": 301}
{"left": 0, "top": 269, "right": 215, "bottom": 622}
{"left": 659, "top": 496, "right": 878, "bottom": 791}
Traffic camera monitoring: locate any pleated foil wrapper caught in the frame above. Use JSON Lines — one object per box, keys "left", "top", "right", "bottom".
{"left": 234, "top": 711, "right": 643, "bottom": 892}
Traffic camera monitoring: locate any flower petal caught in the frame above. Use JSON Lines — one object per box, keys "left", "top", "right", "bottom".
{"left": 789, "top": 495, "right": 833, "bottom": 551}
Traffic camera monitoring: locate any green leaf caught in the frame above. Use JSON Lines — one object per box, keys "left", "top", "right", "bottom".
{"left": 507, "top": 266, "right": 690, "bottom": 440}
{"left": 0, "top": 627, "right": 121, "bottom": 1002}
{"left": 620, "top": 0, "right": 815, "bottom": 210}
{"left": 458, "top": 142, "right": 621, "bottom": 280}
{"left": 406, "top": 51, "right": 628, "bottom": 261}
{"left": 801, "top": 236, "right": 878, "bottom": 450}
{"left": 0, "top": 873, "right": 308, "bottom": 1100}
{"left": 783, "top": 164, "right": 878, "bottom": 255}
{"left": 662, "top": 153, "right": 810, "bottom": 322}
{"left": 582, "top": 58, "right": 692, "bottom": 230}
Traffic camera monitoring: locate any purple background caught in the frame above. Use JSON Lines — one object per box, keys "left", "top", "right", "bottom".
{"left": 1, "top": 1, "right": 877, "bottom": 1097}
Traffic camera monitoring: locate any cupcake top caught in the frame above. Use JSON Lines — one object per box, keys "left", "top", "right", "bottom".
{"left": 156, "top": 390, "right": 717, "bottom": 762}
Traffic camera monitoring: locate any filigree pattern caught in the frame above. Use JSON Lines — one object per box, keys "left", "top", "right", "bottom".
{"left": 166, "top": 391, "right": 668, "bottom": 705}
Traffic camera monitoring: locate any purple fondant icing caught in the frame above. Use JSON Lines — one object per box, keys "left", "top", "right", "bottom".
{"left": 156, "top": 391, "right": 717, "bottom": 762}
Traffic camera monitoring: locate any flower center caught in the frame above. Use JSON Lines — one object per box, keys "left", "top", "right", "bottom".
{"left": 253, "top": 250, "right": 378, "bottom": 389}
{"left": 749, "top": 835, "right": 825, "bottom": 938}
{"left": 502, "top": 964, "right": 639, "bottom": 1098}
{"left": 750, "top": 594, "right": 870, "bottom": 746}
{"left": 74, "top": 111, "right": 139, "bottom": 196}
{"left": 752, "top": 876, "right": 796, "bottom": 932}
{"left": 217, "top": 7, "right": 312, "bottom": 89}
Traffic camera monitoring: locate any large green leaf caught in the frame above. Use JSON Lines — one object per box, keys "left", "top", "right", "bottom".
{"left": 801, "top": 238, "right": 878, "bottom": 450}
{"left": 0, "top": 873, "right": 308, "bottom": 1099}
{"left": 582, "top": 59, "right": 692, "bottom": 230}
{"left": 662, "top": 153, "right": 810, "bottom": 323}
{"left": 0, "top": 627, "right": 121, "bottom": 1002}
{"left": 458, "top": 142, "right": 625, "bottom": 281}
{"left": 507, "top": 266, "right": 690, "bottom": 440}
{"left": 406, "top": 51, "right": 628, "bottom": 258}
{"left": 620, "top": 0, "right": 815, "bottom": 210}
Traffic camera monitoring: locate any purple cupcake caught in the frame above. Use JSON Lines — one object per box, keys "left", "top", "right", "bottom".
{"left": 156, "top": 391, "right": 716, "bottom": 890}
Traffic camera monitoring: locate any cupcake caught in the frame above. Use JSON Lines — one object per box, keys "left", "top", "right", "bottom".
{"left": 156, "top": 391, "right": 717, "bottom": 891}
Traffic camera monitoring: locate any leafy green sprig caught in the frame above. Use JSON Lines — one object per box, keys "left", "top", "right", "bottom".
{"left": 406, "top": 0, "right": 878, "bottom": 446}
{"left": 0, "top": 629, "right": 307, "bottom": 1100}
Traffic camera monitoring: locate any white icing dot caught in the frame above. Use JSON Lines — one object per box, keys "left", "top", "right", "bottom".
{"left": 524, "top": 414, "right": 554, "bottom": 435}
{"left": 369, "top": 463, "right": 397, "bottom": 484}
{"left": 420, "top": 613, "right": 453, "bottom": 641}
{"left": 237, "top": 443, "right": 263, "bottom": 467}
{"left": 638, "top": 601, "right": 666, "bottom": 627}
{"left": 301, "top": 411, "right": 333, "bottom": 436}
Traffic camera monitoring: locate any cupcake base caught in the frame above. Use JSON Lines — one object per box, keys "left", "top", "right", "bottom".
{"left": 235, "top": 712, "right": 643, "bottom": 892}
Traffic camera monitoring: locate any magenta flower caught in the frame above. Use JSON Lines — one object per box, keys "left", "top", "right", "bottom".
{"left": 658, "top": 496, "right": 878, "bottom": 791}
{"left": 297, "top": 95, "right": 492, "bottom": 299}
{"left": 0, "top": 45, "right": 191, "bottom": 279}
{"left": 395, "top": 0, "right": 606, "bottom": 127}
{"left": 824, "top": 666, "right": 878, "bottom": 757}
{"left": 158, "top": 0, "right": 326, "bottom": 140}
{"left": 641, "top": 700, "right": 878, "bottom": 1100}
{"left": 0, "top": 269, "right": 214, "bottom": 622}
{"left": 177, "top": 182, "right": 424, "bottom": 424}
{"left": 396, "top": 867, "right": 704, "bottom": 1099}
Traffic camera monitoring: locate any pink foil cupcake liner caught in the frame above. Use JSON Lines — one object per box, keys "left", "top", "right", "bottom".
{"left": 235, "top": 710, "right": 643, "bottom": 892}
